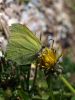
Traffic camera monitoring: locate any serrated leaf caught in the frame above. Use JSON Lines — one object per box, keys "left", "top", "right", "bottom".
{"left": 6, "top": 24, "right": 41, "bottom": 65}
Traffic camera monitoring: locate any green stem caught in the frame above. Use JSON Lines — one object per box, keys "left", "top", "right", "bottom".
{"left": 26, "top": 66, "right": 31, "bottom": 92}
{"left": 59, "top": 75, "right": 75, "bottom": 94}
{"left": 49, "top": 82, "right": 55, "bottom": 100}
{"left": 45, "top": 71, "right": 55, "bottom": 100}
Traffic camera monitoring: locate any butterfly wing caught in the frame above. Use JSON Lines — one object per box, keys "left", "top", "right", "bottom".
{"left": 6, "top": 24, "right": 41, "bottom": 65}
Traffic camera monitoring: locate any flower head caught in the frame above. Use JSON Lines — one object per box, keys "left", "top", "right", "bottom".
{"left": 38, "top": 47, "right": 62, "bottom": 70}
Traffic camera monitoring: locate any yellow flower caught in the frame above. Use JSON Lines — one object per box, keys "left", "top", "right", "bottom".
{"left": 38, "top": 48, "right": 61, "bottom": 69}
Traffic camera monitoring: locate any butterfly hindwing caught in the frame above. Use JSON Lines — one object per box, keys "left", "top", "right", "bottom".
{"left": 6, "top": 24, "right": 41, "bottom": 65}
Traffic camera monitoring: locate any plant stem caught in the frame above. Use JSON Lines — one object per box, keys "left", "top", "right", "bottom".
{"left": 32, "top": 64, "right": 38, "bottom": 89}
{"left": 0, "top": 58, "right": 5, "bottom": 73}
{"left": 45, "top": 71, "right": 55, "bottom": 100}
{"left": 49, "top": 82, "right": 55, "bottom": 100}
{"left": 26, "top": 66, "right": 31, "bottom": 92}
{"left": 59, "top": 75, "right": 75, "bottom": 94}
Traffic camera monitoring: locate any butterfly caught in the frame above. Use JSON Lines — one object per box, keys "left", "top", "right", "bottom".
{"left": 6, "top": 24, "right": 42, "bottom": 65}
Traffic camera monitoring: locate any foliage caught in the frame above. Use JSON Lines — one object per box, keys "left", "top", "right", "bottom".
{"left": 62, "top": 56, "right": 75, "bottom": 73}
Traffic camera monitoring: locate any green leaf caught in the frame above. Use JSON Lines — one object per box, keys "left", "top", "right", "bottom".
{"left": 71, "top": 96, "right": 75, "bottom": 100}
{"left": 37, "top": 70, "right": 48, "bottom": 89}
{"left": 6, "top": 24, "right": 41, "bottom": 65}
{"left": 0, "top": 97, "right": 4, "bottom": 100}
{"left": 41, "top": 91, "right": 50, "bottom": 100}
{"left": 18, "top": 89, "right": 30, "bottom": 100}
{"left": 32, "top": 95, "right": 42, "bottom": 100}
{"left": 0, "top": 90, "right": 4, "bottom": 100}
